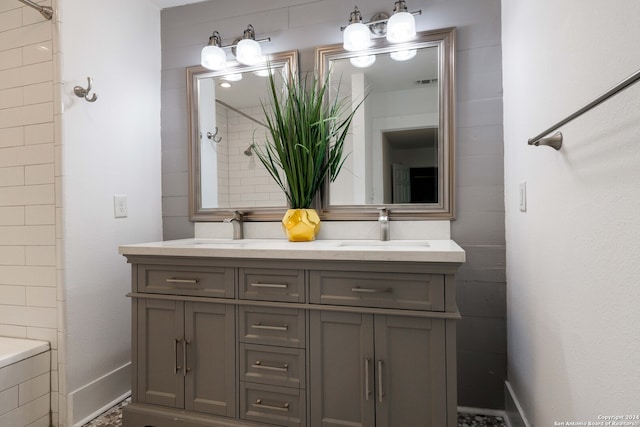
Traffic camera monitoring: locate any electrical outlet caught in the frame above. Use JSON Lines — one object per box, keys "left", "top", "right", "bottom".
{"left": 114, "top": 195, "right": 128, "bottom": 218}
{"left": 519, "top": 182, "right": 527, "bottom": 212}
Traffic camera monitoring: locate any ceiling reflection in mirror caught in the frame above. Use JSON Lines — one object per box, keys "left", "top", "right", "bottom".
{"left": 317, "top": 28, "right": 455, "bottom": 219}
{"left": 187, "top": 51, "right": 298, "bottom": 221}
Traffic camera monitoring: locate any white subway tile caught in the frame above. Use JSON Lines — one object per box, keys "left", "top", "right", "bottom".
{"left": 0, "top": 67, "right": 21, "bottom": 91}
{"left": 25, "top": 245, "right": 55, "bottom": 266}
{"left": 0, "top": 21, "right": 52, "bottom": 52}
{"left": 0, "top": 103, "right": 53, "bottom": 128}
{"left": 0, "top": 285, "right": 26, "bottom": 305}
{"left": 0, "top": 207, "right": 25, "bottom": 226}
{"left": 0, "top": 87, "right": 23, "bottom": 109}
{"left": 0, "top": 225, "right": 55, "bottom": 245}
{"left": 25, "top": 205, "right": 55, "bottom": 225}
{"left": 0, "top": 166, "right": 25, "bottom": 187}
{"left": 0, "top": 393, "right": 50, "bottom": 427}
{"left": 22, "top": 42, "right": 53, "bottom": 66}
{"left": 18, "top": 372, "right": 49, "bottom": 405}
{"left": 0, "top": 48, "right": 21, "bottom": 72}
{"left": 24, "top": 82, "right": 53, "bottom": 106}
{"left": 26, "top": 327, "right": 56, "bottom": 349}
{"left": 0, "top": 185, "right": 55, "bottom": 207}
{"left": 0, "top": 305, "right": 56, "bottom": 328}
{"left": 24, "top": 123, "right": 53, "bottom": 145}
{"left": 0, "top": 386, "right": 18, "bottom": 416}
{"left": 0, "top": 9, "right": 22, "bottom": 34}
{"left": 0, "top": 325, "right": 26, "bottom": 337}
{"left": 26, "top": 287, "right": 56, "bottom": 308}
{"left": 0, "top": 127, "right": 24, "bottom": 148}
{"left": 25, "top": 163, "right": 54, "bottom": 185}
{"left": 0, "top": 246, "right": 25, "bottom": 265}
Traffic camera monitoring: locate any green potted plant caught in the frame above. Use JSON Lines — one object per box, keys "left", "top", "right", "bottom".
{"left": 253, "top": 66, "right": 364, "bottom": 241}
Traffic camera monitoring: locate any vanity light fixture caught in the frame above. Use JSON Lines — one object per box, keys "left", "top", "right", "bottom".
{"left": 235, "top": 25, "right": 263, "bottom": 66}
{"left": 341, "top": 2, "right": 421, "bottom": 51}
{"left": 201, "top": 31, "right": 226, "bottom": 70}
{"left": 222, "top": 73, "right": 243, "bottom": 82}
{"left": 386, "top": 0, "right": 417, "bottom": 43}
{"left": 200, "top": 25, "right": 270, "bottom": 71}
{"left": 343, "top": 7, "right": 372, "bottom": 51}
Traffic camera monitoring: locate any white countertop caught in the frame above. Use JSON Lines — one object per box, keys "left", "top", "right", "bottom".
{"left": 119, "top": 238, "right": 465, "bottom": 263}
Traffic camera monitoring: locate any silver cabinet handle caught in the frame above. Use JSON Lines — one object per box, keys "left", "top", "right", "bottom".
{"left": 252, "top": 360, "right": 289, "bottom": 372}
{"left": 166, "top": 278, "right": 199, "bottom": 285}
{"left": 174, "top": 338, "right": 181, "bottom": 374}
{"left": 364, "top": 358, "right": 371, "bottom": 400}
{"left": 183, "top": 339, "right": 191, "bottom": 377}
{"left": 251, "top": 322, "right": 288, "bottom": 331}
{"left": 351, "top": 287, "right": 392, "bottom": 294}
{"left": 253, "top": 399, "right": 290, "bottom": 412}
{"left": 378, "top": 360, "right": 384, "bottom": 402}
{"left": 251, "top": 282, "right": 288, "bottom": 289}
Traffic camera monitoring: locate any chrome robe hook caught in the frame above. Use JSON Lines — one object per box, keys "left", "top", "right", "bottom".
{"left": 207, "top": 127, "right": 222, "bottom": 143}
{"left": 73, "top": 77, "right": 98, "bottom": 102}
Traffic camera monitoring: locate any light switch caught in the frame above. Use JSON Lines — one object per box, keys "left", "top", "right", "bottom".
{"left": 114, "top": 195, "right": 128, "bottom": 218}
{"left": 519, "top": 182, "right": 527, "bottom": 212}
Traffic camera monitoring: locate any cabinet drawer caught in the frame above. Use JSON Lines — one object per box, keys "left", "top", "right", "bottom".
{"left": 239, "top": 268, "right": 305, "bottom": 303}
{"left": 240, "top": 344, "right": 305, "bottom": 389}
{"left": 309, "top": 270, "right": 444, "bottom": 311}
{"left": 138, "top": 265, "right": 235, "bottom": 298}
{"left": 239, "top": 306, "right": 305, "bottom": 348}
{"left": 240, "top": 382, "right": 305, "bottom": 427}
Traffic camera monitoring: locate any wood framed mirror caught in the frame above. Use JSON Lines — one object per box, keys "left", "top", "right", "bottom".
{"left": 316, "top": 27, "right": 456, "bottom": 220}
{"left": 187, "top": 50, "right": 298, "bottom": 221}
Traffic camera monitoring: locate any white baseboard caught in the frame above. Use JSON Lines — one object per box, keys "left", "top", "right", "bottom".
{"left": 68, "top": 362, "right": 131, "bottom": 427}
{"left": 504, "top": 381, "right": 532, "bottom": 427}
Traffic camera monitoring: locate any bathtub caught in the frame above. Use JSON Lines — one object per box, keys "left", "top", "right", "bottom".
{"left": 0, "top": 337, "right": 51, "bottom": 426}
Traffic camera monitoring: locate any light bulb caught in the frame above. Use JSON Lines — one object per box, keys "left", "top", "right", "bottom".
{"left": 201, "top": 45, "right": 226, "bottom": 70}
{"left": 236, "top": 38, "right": 262, "bottom": 66}
{"left": 222, "top": 73, "right": 242, "bottom": 82}
{"left": 350, "top": 55, "right": 376, "bottom": 68}
{"left": 386, "top": 11, "right": 416, "bottom": 43}
{"left": 390, "top": 49, "right": 417, "bottom": 61}
{"left": 343, "top": 22, "right": 372, "bottom": 51}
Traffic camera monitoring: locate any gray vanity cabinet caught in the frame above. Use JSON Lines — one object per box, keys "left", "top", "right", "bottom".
{"left": 135, "top": 298, "right": 236, "bottom": 417}
{"left": 309, "top": 312, "right": 446, "bottom": 427}
{"left": 122, "top": 255, "right": 460, "bottom": 427}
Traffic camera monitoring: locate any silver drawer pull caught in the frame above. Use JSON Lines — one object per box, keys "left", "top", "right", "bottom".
{"left": 253, "top": 399, "right": 290, "bottom": 412}
{"left": 252, "top": 360, "right": 289, "bottom": 372}
{"left": 166, "top": 278, "right": 199, "bottom": 285}
{"left": 351, "top": 287, "right": 392, "bottom": 294}
{"left": 251, "top": 282, "right": 288, "bottom": 289}
{"left": 251, "top": 322, "right": 289, "bottom": 331}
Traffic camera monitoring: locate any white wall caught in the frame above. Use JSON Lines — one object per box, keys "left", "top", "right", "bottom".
{"left": 58, "top": 0, "right": 162, "bottom": 424}
{"left": 503, "top": 0, "right": 640, "bottom": 424}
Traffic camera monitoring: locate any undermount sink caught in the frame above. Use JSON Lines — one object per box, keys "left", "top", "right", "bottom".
{"left": 337, "top": 240, "right": 430, "bottom": 248}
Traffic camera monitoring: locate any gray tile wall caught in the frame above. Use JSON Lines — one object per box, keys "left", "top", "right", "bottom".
{"left": 160, "top": 0, "right": 505, "bottom": 409}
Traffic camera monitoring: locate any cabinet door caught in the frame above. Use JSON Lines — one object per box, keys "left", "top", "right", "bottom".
{"left": 374, "top": 316, "right": 447, "bottom": 427}
{"left": 137, "top": 299, "right": 184, "bottom": 408}
{"left": 184, "top": 302, "right": 236, "bottom": 417}
{"left": 309, "top": 311, "right": 375, "bottom": 427}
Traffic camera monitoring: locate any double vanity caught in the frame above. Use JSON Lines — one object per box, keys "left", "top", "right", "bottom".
{"left": 119, "top": 238, "right": 464, "bottom": 427}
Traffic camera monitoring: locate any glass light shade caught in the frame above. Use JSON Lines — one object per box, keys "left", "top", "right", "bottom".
{"left": 350, "top": 55, "right": 376, "bottom": 68}
{"left": 236, "top": 38, "right": 262, "bottom": 65}
{"left": 222, "top": 73, "right": 242, "bottom": 81}
{"left": 343, "top": 22, "right": 372, "bottom": 51}
{"left": 390, "top": 49, "right": 417, "bottom": 61}
{"left": 386, "top": 11, "right": 416, "bottom": 43}
{"left": 201, "top": 45, "right": 226, "bottom": 70}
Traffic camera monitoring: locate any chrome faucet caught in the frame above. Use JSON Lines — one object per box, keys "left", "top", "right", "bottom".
{"left": 223, "top": 211, "right": 244, "bottom": 240}
{"left": 378, "top": 207, "right": 389, "bottom": 241}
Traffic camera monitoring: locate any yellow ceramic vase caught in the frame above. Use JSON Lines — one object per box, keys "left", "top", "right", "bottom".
{"left": 282, "top": 209, "right": 321, "bottom": 242}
